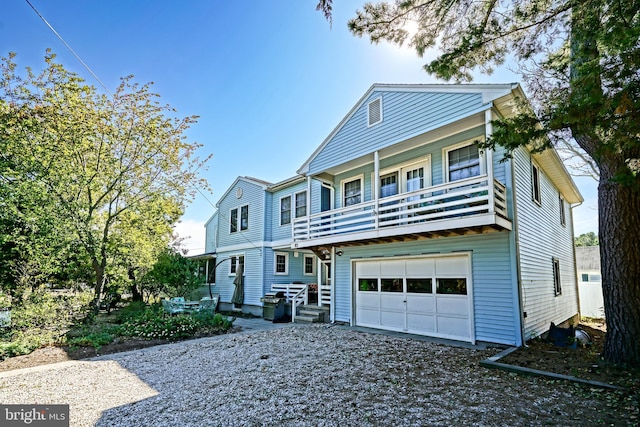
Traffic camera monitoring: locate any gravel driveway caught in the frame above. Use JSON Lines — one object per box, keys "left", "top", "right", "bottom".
{"left": 0, "top": 324, "right": 631, "bottom": 426}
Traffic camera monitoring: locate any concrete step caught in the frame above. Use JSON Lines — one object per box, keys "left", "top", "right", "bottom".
{"left": 298, "top": 310, "right": 325, "bottom": 322}
{"left": 294, "top": 314, "right": 320, "bottom": 323}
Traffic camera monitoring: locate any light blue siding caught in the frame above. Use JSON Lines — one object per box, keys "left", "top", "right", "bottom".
{"left": 217, "top": 180, "right": 266, "bottom": 248}
{"left": 270, "top": 181, "right": 308, "bottom": 242}
{"left": 204, "top": 212, "right": 218, "bottom": 253}
{"left": 263, "top": 249, "right": 318, "bottom": 294}
{"left": 213, "top": 248, "right": 264, "bottom": 306}
{"left": 512, "top": 148, "right": 579, "bottom": 339}
{"left": 333, "top": 232, "right": 519, "bottom": 346}
{"left": 309, "top": 91, "right": 487, "bottom": 175}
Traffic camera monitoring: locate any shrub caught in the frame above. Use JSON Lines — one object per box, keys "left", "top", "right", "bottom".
{"left": 67, "top": 332, "right": 115, "bottom": 349}
{"left": 118, "top": 314, "right": 201, "bottom": 340}
{"left": 114, "top": 301, "right": 150, "bottom": 324}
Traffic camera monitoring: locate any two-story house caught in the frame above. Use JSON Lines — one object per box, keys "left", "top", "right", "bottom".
{"left": 199, "top": 83, "right": 583, "bottom": 347}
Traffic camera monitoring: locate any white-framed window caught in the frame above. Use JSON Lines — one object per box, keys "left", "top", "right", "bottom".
{"left": 230, "top": 205, "right": 249, "bottom": 233}
{"left": 303, "top": 254, "right": 316, "bottom": 276}
{"left": 295, "top": 191, "right": 307, "bottom": 218}
{"left": 559, "top": 194, "right": 566, "bottom": 226}
{"left": 274, "top": 252, "right": 289, "bottom": 275}
{"left": 342, "top": 175, "right": 363, "bottom": 207}
{"left": 368, "top": 97, "right": 382, "bottom": 127}
{"left": 375, "top": 156, "right": 432, "bottom": 196}
{"left": 229, "top": 254, "right": 245, "bottom": 275}
{"left": 444, "top": 141, "right": 482, "bottom": 182}
{"left": 532, "top": 163, "right": 542, "bottom": 205}
{"left": 552, "top": 257, "right": 562, "bottom": 296}
{"left": 280, "top": 196, "right": 291, "bottom": 225}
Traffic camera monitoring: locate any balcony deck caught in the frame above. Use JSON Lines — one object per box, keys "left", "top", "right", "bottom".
{"left": 292, "top": 175, "right": 511, "bottom": 249}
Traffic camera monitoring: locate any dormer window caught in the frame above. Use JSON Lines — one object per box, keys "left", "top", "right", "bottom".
{"left": 368, "top": 97, "right": 382, "bottom": 127}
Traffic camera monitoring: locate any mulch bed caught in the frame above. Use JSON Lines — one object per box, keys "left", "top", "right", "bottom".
{"left": 499, "top": 322, "right": 640, "bottom": 390}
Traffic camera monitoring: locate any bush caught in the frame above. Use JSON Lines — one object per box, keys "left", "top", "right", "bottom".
{"left": 67, "top": 332, "right": 115, "bottom": 349}
{"left": 114, "top": 301, "right": 150, "bottom": 324}
{"left": 118, "top": 314, "right": 201, "bottom": 340}
{"left": 1, "top": 288, "right": 93, "bottom": 356}
{"left": 116, "top": 307, "right": 234, "bottom": 341}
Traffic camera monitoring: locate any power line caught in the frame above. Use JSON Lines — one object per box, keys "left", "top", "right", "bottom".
{"left": 25, "top": 0, "right": 113, "bottom": 97}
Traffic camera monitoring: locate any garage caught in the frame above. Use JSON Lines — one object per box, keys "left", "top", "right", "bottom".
{"left": 354, "top": 254, "right": 474, "bottom": 342}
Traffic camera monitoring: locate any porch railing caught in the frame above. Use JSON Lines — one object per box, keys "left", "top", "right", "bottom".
{"left": 293, "top": 175, "right": 508, "bottom": 242}
{"left": 290, "top": 285, "right": 308, "bottom": 323}
{"left": 270, "top": 283, "right": 307, "bottom": 301}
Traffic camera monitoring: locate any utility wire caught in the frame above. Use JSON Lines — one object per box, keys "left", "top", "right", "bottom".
{"left": 25, "top": 0, "right": 113, "bottom": 97}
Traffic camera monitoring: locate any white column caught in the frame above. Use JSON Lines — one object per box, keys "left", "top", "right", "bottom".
{"left": 374, "top": 151, "right": 380, "bottom": 228}
{"left": 330, "top": 247, "right": 336, "bottom": 322}
{"left": 485, "top": 109, "right": 495, "bottom": 213}
{"left": 317, "top": 256, "right": 323, "bottom": 307}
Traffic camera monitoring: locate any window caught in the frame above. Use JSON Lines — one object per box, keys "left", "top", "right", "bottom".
{"left": 590, "top": 274, "right": 601, "bottom": 282}
{"left": 407, "top": 278, "right": 432, "bottom": 293}
{"left": 553, "top": 257, "right": 562, "bottom": 296}
{"left": 343, "top": 177, "right": 362, "bottom": 207}
{"left": 380, "top": 172, "right": 398, "bottom": 198}
{"left": 436, "top": 278, "right": 467, "bottom": 295}
{"left": 229, "top": 255, "right": 245, "bottom": 275}
{"left": 230, "top": 208, "right": 238, "bottom": 233}
{"left": 295, "top": 191, "right": 307, "bottom": 218}
{"left": 381, "top": 278, "right": 403, "bottom": 292}
{"left": 230, "top": 205, "right": 248, "bottom": 232}
{"left": 447, "top": 143, "right": 481, "bottom": 182}
{"left": 581, "top": 273, "right": 589, "bottom": 282}
{"left": 304, "top": 254, "right": 315, "bottom": 276}
{"left": 532, "top": 163, "right": 542, "bottom": 205}
{"left": 280, "top": 196, "right": 291, "bottom": 225}
{"left": 358, "top": 278, "right": 378, "bottom": 291}
{"left": 240, "top": 205, "right": 248, "bottom": 231}
{"left": 559, "top": 194, "right": 566, "bottom": 226}
{"left": 368, "top": 97, "right": 382, "bottom": 126}
{"left": 275, "top": 252, "right": 289, "bottom": 275}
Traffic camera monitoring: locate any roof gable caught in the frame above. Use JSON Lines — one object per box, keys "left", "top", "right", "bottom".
{"left": 298, "top": 83, "right": 518, "bottom": 176}
{"left": 215, "top": 176, "right": 270, "bottom": 208}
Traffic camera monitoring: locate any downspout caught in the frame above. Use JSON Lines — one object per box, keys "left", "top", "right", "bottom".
{"left": 510, "top": 152, "right": 526, "bottom": 347}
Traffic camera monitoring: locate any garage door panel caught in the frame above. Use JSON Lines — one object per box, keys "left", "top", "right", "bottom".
{"left": 358, "top": 309, "right": 380, "bottom": 326}
{"left": 380, "top": 259, "right": 404, "bottom": 276}
{"left": 357, "top": 262, "right": 379, "bottom": 276}
{"left": 435, "top": 257, "right": 469, "bottom": 276}
{"left": 407, "top": 313, "right": 435, "bottom": 333}
{"left": 436, "top": 296, "right": 469, "bottom": 316}
{"left": 406, "top": 295, "right": 434, "bottom": 313}
{"left": 437, "top": 316, "right": 471, "bottom": 338}
{"left": 380, "top": 311, "right": 404, "bottom": 329}
{"left": 406, "top": 258, "right": 435, "bottom": 276}
{"left": 380, "top": 294, "right": 405, "bottom": 311}
{"left": 357, "top": 293, "right": 379, "bottom": 309}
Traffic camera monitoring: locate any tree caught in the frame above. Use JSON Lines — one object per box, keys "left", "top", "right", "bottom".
{"left": 318, "top": 0, "right": 640, "bottom": 365}
{"left": 575, "top": 232, "right": 599, "bottom": 247}
{"left": 0, "top": 51, "right": 210, "bottom": 311}
{"left": 141, "top": 245, "right": 204, "bottom": 300}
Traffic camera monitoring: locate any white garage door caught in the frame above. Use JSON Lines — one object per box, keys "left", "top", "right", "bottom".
{"left": 355, "top": 254, "right": 474, "bottom": 342}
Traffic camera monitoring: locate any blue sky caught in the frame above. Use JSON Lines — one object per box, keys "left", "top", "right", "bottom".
{"left": 2, "top": 0, "right": 598, "bottom": 253}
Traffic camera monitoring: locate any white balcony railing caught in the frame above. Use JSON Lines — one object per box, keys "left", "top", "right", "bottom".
{"left": 293, "top": 175, "right": 508, "bottom": 243}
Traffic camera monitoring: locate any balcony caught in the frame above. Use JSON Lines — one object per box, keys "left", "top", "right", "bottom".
{"left": 292, "top": 175, "right": 511, "bottom": 249}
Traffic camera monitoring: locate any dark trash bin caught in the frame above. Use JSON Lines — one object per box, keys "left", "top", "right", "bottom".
{"left": 260, "top": 291, "right": 286, "bottom": 322}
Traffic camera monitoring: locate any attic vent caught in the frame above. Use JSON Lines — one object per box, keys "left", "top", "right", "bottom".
{"left": 368, "top": 97, "right": 382, "bottom": 126}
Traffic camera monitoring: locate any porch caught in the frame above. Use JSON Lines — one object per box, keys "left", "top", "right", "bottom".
{"left": 292, "top": 175, "right": 511, "bottom": 249}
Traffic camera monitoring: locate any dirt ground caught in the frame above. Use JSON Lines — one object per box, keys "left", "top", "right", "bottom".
{"left": 1, "top": 319, "right": 638, "bottom": 392}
